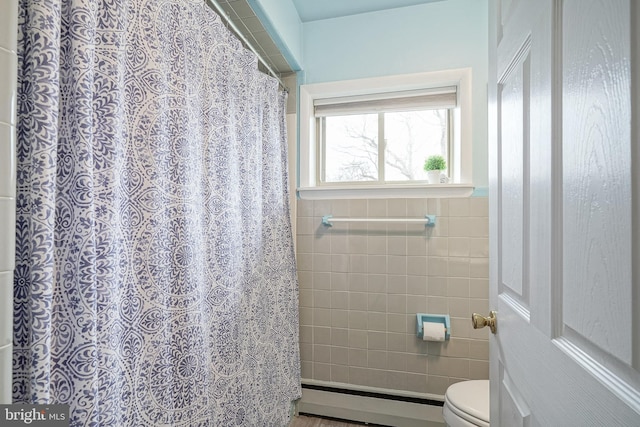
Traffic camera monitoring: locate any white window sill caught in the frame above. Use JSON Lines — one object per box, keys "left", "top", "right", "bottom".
{"left": 297, "top": 184, "right": 474, "bottom": 200}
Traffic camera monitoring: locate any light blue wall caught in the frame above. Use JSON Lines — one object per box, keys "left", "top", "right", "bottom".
{"left": 302, "top": 0, "right": 488, "bottom": 187}
{"left": 252, "top": 0, "right": 489, "bottom": 187}
{"left": 249, "top": 0, "right": 303, "bottom": 70}
{"left": 302, "top": 0, "right": 487, "bottom": 83}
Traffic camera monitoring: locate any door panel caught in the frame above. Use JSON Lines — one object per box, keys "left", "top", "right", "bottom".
{"left": 489, "top": 0, "right": 640, "bottom": 424}
{"left": 498, "top": 364, "right": 530, "bottom": 427}
{"left": 562, "top": 0, "right": 632, "bottom": 365}
{"left": 499, "top": 49, "right": 529, "bottom": 303}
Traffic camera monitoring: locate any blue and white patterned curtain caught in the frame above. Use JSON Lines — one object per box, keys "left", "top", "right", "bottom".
{"left": 13, "top": 0, "right": 301, "bottom": 425}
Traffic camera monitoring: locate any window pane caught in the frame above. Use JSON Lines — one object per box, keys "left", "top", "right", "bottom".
{"left": 384, "top": 110, "right": 448, "bottom": 181}
{"left": 323, "top": 114, "right": 378, "bottom": 182}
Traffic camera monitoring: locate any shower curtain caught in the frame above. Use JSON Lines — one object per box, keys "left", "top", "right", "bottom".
{"left": 13, "top": 0, "right": 301, "bottom": 425}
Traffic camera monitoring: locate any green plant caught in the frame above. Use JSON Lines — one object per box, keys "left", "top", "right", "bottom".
{"left": 424, "top": 155, "right": 447, "bottom": 171}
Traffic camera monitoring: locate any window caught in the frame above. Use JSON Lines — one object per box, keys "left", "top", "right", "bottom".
{"left": 316, "top": 87, "right": 456, "bottom": 184}
{"left": 298, "top": 70, "right": 474, "bottom": 199}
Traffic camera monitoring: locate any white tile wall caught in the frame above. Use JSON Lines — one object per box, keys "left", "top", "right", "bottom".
{"left": 0, "top": 1, "right": 18, "bottom": 52}
{"left": 0, "top": 198, "right": 15, "bottom": 271}
{"left": 296, "top": 197, "right": 490, "bottom": 396}
{"left": 0, "top": 0, "right": 18, "bottom": 404}
{"left": 0, "top": 123, "right": 15, "bottom": 198}
{"left": 0, "top": 344, "right": 11, "bottom": 403}
{"left": 0, "top": 272, "right": 12, "bottom": 348}
{"left": 0, "top": 49, "right": 16, "bottom": 126}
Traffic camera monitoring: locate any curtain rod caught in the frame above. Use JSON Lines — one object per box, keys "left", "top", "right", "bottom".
{"left": 205, "top": 0, "right": 288, "bottom": 92}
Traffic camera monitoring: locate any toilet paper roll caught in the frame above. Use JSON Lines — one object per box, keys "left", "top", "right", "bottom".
{"left": 422, "top": 322, "right": 446, "bottom": 341}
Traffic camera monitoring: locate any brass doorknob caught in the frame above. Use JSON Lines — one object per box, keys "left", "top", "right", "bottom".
{"left": 472, "top": 311, "right": 497, "bottom": 334}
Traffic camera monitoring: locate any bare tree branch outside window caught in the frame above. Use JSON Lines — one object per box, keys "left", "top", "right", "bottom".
{"left": 323, "top": 109, "right": 448, "bottom": 183}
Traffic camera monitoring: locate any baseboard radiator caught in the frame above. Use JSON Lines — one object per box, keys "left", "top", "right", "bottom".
{"left": 295, "top": 380, "right": 446, "bottom": 427}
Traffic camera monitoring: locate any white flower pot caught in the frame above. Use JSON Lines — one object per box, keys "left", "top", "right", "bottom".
{"left": 427, "top": 170, "right": 442, "bottom": 184}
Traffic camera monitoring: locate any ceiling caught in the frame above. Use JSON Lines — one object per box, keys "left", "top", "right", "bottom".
{"left": 291, "top": 0, "right": 443, "bottom": 22}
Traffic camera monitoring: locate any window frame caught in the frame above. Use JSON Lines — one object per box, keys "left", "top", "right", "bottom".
{"left": 298, "top": 69, "right": 474, "bottom": 200}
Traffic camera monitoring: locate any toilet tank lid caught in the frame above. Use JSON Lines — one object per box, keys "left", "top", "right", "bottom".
{"left": 445, "top": 380, "right": 490, "bottom": 422}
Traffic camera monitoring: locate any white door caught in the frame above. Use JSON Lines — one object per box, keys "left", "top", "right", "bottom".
{"left": 487, "top": 0, "right": 640, "bottom": 425}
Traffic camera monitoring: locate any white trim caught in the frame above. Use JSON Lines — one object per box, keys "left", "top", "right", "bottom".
{"left": 301, "top": 379, "right": 444, "bottom": 401}
{"left": 299, "top": 69, "right": 474, "bottom": 196}
{"left": 313, "top": 86, "right": 457, "bottom": 107}
{"left": 313, "top": 87, "right": 457, "bottom": 116}
{"left": 295, "top": 380, "right": 445, "bottom": 427}
{"left": 298, "top": 183, "right": 474, "bottom": 200}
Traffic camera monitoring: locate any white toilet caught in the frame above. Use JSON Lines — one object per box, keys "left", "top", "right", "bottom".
{"left": 442, "top": 380, "right": 490, "bottom": 427}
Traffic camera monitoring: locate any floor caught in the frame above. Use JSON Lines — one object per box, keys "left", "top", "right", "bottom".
{"left": 290, "top": 415, "right": 388, "bottom": 427}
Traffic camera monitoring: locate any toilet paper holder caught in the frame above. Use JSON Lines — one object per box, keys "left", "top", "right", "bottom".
{"left": 416, "top": 313, "right": 451, "bottom": 341}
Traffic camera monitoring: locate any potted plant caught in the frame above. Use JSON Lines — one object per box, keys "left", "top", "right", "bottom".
{"left": 424, "top": 155, "right": 447, "bottom": 184}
